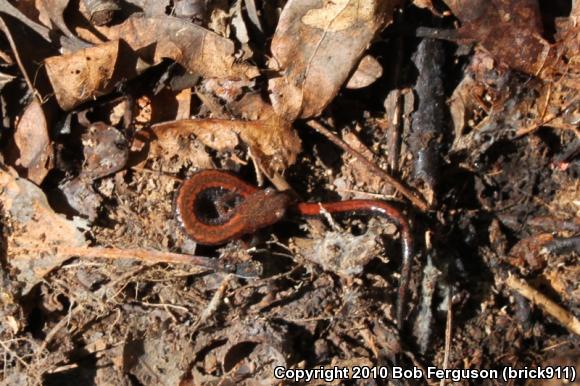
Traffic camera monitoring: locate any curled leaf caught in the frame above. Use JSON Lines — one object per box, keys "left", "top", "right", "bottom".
{"left": 268, "top": 0, "right": 397, "bottom": 120}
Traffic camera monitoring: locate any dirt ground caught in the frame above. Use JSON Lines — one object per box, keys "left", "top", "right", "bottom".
{"left": 0, "top": 1, "right": 578, "bottom": 385}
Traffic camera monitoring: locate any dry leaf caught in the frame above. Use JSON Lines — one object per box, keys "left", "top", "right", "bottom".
{"left": 10, "top": 100, "right": 53, "bottom": 184}
{"left": 203, "top": 78, "right": 254, "bottom": 104}
{"left": 80, "top": 122, "right": 128, "bottom": 180}
{"left": 0, "top": 7, "right": 58, "bottom": 98}
{"left": 149, "top": 116, "right": 301, "bottom": 172}
{"left": 175, "top": 88, "right": 192, "bottom": 120}
{"left": 173, "top": 0, "right": 207, "bottom": 21}
{"left": 82, "top": 0, "right": 120, "bottom": 26}
{"left": 58, "top": 14, "right": 259, "bottom": 110}
{"left": 0, "top": 169, "right": 87, "bottom": 293}
{"left": 100, "top": 14, "right": 259, "bottom": 80}
{"left": 123, "top": 0, "right": 170, "bottom": 16}
{"left": 293, "top": 231, "right": 381, "bottom": 277}
{"left": 60, "top": 177, "right": 102, "bottom": 221}
{"left": 443, "top": 0, "right": 553, "bottom": 76}
{"left": 345, "top": 55, "right": 383, "bottom": 89}
{"left": 268, "top": 0, "right": 397, "bottom": 120}
{"left": 231, "top": 0, "right": 249, "bottom": 44}
{"left": 39, "top": 0, "right": 87, "bottom": 44}
{"left": 412, "top": 0, "right": 440, "bottom": 14}
{"left": 148, "top": 88, "right": 193, "bottom": 123}
{"left": 0, "top": 0, "right": 52, "bottom": 42}
{"left": 59, "top": 123, "right": 128, "bottom": 220}
{"left": 45, "top": 40, "right": 121, "bottom": 110}
{"left": 244, "top": 0, "right": 263, "bottom": 32}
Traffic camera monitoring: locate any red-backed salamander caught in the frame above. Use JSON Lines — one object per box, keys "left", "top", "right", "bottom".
{"left": 175, "top": 169, "right": 414, "bottom": 326}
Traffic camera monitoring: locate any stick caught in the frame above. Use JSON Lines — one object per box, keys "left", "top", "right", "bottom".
{"left": 306, "top": 120, "right": 429, "bottom": 211}
{"left": 505, "top": 274, "right": 580, "bottom": 335}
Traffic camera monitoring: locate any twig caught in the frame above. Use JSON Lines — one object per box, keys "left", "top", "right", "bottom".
{"left": 306, "top": 119, "right": 429, "bottom": 211}
{"left": 514, "top": 84, "right": 555, "bottom": 137}
{"left": 440, "top": 287, "right": 453, "bottom": 386}
{"left": 0, "top": 339, "right": 30, "bottom": 368}
{"left": 38, "top": 265, "right": 152, "bottom": 356}
{"left": 190, "top": 274, "right": 234, "bottom": 333}
{"left": 54, "top": 246, "right": 229, "bottom": 271}
{"left": 505, "top": 274, "right": 580, "bottom": 335}
{"left": 138, "top": 300, "right": 190, "bottom": 314}
{"left": 36, "top": 307, "right": 82, "bottom": 357}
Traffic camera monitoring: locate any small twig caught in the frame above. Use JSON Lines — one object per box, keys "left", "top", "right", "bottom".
{"left": 38, "top": 265, "right": 149, "bottom": 356}
{"left": 54, "top": 246, "right": 229, "bottom": 271}
{"left": 306, "top": 119, "right": 429, "bottom": 211}
{"left": 335, "top": 188, "right": 398, "bottom": 201}
{"left": 190, "top": 274, "right": 234, "bottom": 333}
{"left": 138, "top": 300, "right": 189, "bottom": 314}
{"left": 282, "top": 315, "right": 338, "bottom": 323}
{"left": 0, "top": 340, "right": 30, "bottom": 368}
{"left": 248, "top": 147, "right": 264, "bottom": 186}
{"left": 542, "top": 340, "right": 574, "bottom": 352}
{"left": 46, "top": 363, "right": 79, "bottom": 374}
{"left": 505, "top": 274, "right": 580, "bottom": 335}
{"left": 48, "top": 341, "right": 124, "bottom": 374}
{"left": 515, "top": 83, "right": 555, "bottom": 137}
{"left": 440, "top": 287, "right": 453, "bottom": 386}
{"left": 106, "top": 265, "right": 152, "bottom": 302}
{"left": 37, "top": 307, "right": 82, "bottom": 357}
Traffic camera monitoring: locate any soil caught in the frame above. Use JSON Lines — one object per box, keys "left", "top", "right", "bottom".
{"left": 0, "top": 1, "right": 578, "bottom": 386}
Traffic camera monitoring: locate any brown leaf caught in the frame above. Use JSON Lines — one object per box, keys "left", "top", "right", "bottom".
{"left": 39, "top": 0, "right": 86, "bottom": 44}
{"left": 508, "top": 233, "right": 554, "bottom": 272}
{"left": 293, "top": 231, "right": 381, "bottom": 278}
{"left": 268, "top": 0, "right": 397, "bottom": 120}
{"left": 81, "top": 123, "right": 129, "bottom": 180}
{"left": 60, "top": 177, "right": 102, "bottom": 221}
{"left": 150, "top": 119, "right": 239, "bottom": 152}
{"left": 45, "top": 40, "right": 121, "bottom": 110}
{"left": 59, "top": 123, "right": 128, "bottom": 220}
{"left": 0, "top": 0, "right": 52, "bottom": 42}
{"left": 9, "top": 100, "right": 53, "bottom": 184}
{"left": 244, "top": 0, "right": 263, "bottom": 32}
{"left": 345, "top": 54, "right": 383, "bottom": 89}
{"left": 55, "top": 14, "right": 259, "bottom": 110}
{"left": 443, "top": 0, "right": 554, "bottom": 76}
{"left": 100, "top": 14, "right": 259, "bottom": 80}
{"left": 0, "top": 7, "right": 58, "bottom": 98}
{"left": 149, "top": 116, "right": 301, "bottom": 172}
{"left": 81, "top": 0, "right": 120, "bottom": 26}
{"left": 123, "top": 0, "right": 170, "bottom": 17}
{"left": 175, "top": 88, "right": 192, "bottom": 120}
{"left": 0, "top": 169, "right": 87, "bottom": 294}
{"left": 148, "top": 88, "right": 193, "bottom": 123}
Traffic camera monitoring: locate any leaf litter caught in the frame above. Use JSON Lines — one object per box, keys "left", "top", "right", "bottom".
{"left": 0, "top": 0, "right": 578, "bottom": 384}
